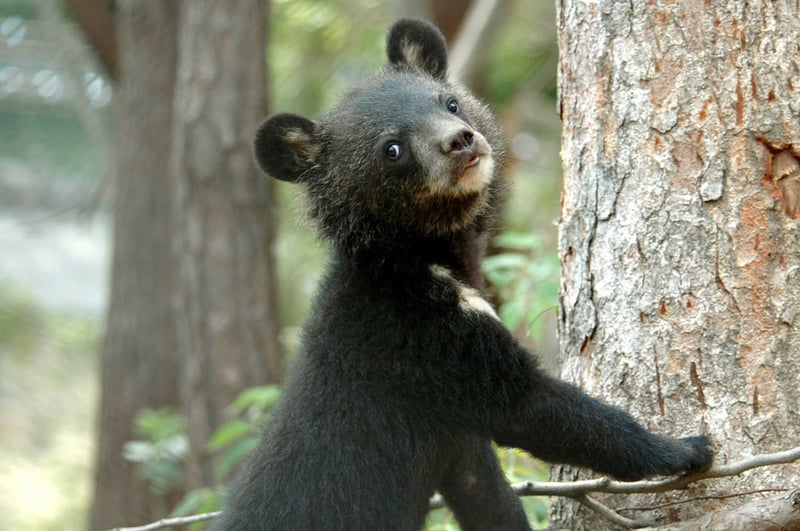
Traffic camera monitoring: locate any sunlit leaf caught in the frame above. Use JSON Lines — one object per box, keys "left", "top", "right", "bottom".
{"left": 208, "top": 419, "right": 251, "bottom": 451}
{"left": 214, "top": 436, "right": 260, "bottom": 479}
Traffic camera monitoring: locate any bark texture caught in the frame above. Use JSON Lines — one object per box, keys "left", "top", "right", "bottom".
{"left": 554, "top": 0, "right": 800, "bottom": 528}
{"left": 170, "top": 0, "right": 282, "bottom": 491}
{"left": 90, "top": 3, "right": 180, "bottom": 529}
{"left": 644, "top": 488, "right": 800, "bottom": 531}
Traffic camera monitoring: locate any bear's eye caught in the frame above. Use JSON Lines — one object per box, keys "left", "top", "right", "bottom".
{"left": 446, "top": 98, "right": 459, "bottom": 114}
{"left": 385, "top": 142, "right": 403, "bottom": 160}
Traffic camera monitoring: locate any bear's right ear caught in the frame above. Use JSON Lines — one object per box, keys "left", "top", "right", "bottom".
{"left": 253, "top": 113, "right": 319, "bottom": 183}
{"left": 386, "top": 18, "right": 448, "bottom": 80}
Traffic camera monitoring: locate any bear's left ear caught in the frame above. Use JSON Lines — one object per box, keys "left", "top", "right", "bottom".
{"left": 253, "top": 113, "right": 320, "bottom": 183}
{"left": 386, "top": 18, "right": 448, "bottom": 80}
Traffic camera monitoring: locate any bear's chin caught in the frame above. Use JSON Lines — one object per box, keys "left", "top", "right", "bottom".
{"left": 411, "top": 187, "right": 489, "bottom": 236}
{"left": 453, "top": 155, "right": 494, "bottom": 193}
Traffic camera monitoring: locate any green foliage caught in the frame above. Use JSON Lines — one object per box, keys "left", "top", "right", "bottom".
{"left": 484, "top": 1, "right": 558, "bottom": 109}
{"left": 425, "top": 449, "right": 549, "bottom": 530}
{"left": 271, "top": 0, "right": 388, "bottom": 116}
{"left": 123, "top": 408, "right": 187, "bottom": 496}
{"left": 171, "top": 385, "right": 282, "bottom": 519}
{"left": 208, "top": 385, "right": 281, "bottom": 480}
{"left": 483, "top": 231, "right": 560, "bottom": 340}
{"left": 171, "top": 487, "right": 224, "bottom": 531}
{"left": 0, "top": 1, "right": 36, "bottom": 19}
{"left": 207, "top": 385, "right": 281, "bottom": 479}
{"left": 498, "top": 448, "right": 550, "bottom": 528}
{"left": 125, "top": 392, "right": 281, "bottom": 503}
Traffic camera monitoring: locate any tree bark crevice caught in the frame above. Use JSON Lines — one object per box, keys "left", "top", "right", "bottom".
{"left": 555, "top": 1, "right": 800, "bottom": 528}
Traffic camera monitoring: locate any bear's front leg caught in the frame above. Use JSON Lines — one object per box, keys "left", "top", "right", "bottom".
{"left": 437, "top": 434, "right": 532, "bottom": 531}
{"left": 492, "top": 364, "right": 713, "bottom": 481}
{"left": 432, "top": 317, "right": 713, "bottom": 482}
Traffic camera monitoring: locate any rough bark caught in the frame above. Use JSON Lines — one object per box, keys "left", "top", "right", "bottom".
{"left": 170, "top": 0, "right": 282, "bottom": 491}
{"left": 90, "top": 2, "right": 180, "bottom": 529}
{"left": 554, "top": 0, "right": 800, "bottom": 528}
{"left": 643, "top": 489, "right": 800, "bottom": 531}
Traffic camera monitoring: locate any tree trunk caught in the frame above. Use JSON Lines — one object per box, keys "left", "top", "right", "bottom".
{"left": 554, "top": 1, "right": 800, "bottom": 528}
{"left": 90, "top": 3, "right": 180, "bottom": 529}
{"left": 170, "top": 0, "right": 282, "bottom": 491}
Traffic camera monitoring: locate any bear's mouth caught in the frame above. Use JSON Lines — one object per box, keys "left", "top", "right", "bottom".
{"left": 452, "top": 149, "right": 491, "bottom": 186}
{"left": 464, "top": 154, "right": 481, "bottom": 169}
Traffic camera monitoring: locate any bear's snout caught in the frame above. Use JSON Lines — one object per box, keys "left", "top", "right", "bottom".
{"left": 444, "top": 129, "right": 475, "bottom": 154}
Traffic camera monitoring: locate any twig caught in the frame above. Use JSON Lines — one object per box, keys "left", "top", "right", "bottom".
{"left": 502, "top": 446, "right": 800, "bottom": 529}
{"left": 448, "top": 0, "right": 509, "bottom": 85}
{"left": 107, "top": 511, "right": 220, "bottom": 531}
{"left": 505, "top": 445, "right": 800, "bottom": 498}
{"left": 571, "top": 493, "right": 656, "bottom": 529}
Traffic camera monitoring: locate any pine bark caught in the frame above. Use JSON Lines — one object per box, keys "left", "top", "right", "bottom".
{"left": 91, "top": 1, "right": 279, "bottom": 526}
{"left": 554, "top": 1, "right": 800, "bottom": 528}
{"left": 170, "top": 0, "right": 282, "bottom": 491}
{"left": 90, "top": 3, "right": 180, "bottom": 529}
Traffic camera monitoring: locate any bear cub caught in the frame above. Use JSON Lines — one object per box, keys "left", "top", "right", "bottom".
{"left": 216, "top": 19, "right": 712, "bottom": 531}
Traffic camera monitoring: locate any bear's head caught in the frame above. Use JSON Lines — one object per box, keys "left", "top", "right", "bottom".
{"left": 254, "top": 19, "right": 505, "bottom": 256}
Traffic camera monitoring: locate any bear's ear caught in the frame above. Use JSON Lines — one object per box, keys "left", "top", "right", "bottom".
{"left": 386, "top": 18, "right": 448, "bottom": 80}
{"left": 253, "top": 113, "right": 320, "bottom": 183}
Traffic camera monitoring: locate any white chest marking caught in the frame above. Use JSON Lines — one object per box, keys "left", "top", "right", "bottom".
{"left": 430, "top": 265, "right": 500, "bottom": 321}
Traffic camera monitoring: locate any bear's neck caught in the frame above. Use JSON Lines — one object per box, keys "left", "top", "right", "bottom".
{"left": 337, "top": 226, "right": 485, "bottom": 289}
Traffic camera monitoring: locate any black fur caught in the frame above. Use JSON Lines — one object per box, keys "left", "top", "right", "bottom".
{"left": 216, "top": 19, "right": 712, "bottom": 531}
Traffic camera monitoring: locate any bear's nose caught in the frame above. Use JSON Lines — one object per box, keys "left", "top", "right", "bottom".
{"left": 443, "top": 129, "right": 475, "bottom": 153}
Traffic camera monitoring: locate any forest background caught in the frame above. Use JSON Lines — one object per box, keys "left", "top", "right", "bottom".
{"left": 0, "top": 1, "right": 561, "bottom": 529}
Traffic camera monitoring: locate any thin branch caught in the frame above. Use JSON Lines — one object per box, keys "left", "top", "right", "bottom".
{"left": 107, "top": 446, "right": 800, "bottom": 530}
{"left": 505, "top": 445, "right": 800, "bottom": 498}
{"left": 502, "top": 446, "right": 800, "bottom": 529}
{"left": 571, "top": 493, "right": 656, "bottom": 529}
{"left": 108, "top": 511, "right": 221, "bottom": 531}
{"left": 448, "top": 0, "right": 510, "bottom": 85}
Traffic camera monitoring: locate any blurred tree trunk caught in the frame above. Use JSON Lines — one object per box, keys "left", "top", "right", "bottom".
{"left": 90, "top": 3, "right": 181, "bottom": 529}
{"left": 554, "top": 1, "right": 800, "bottom": 529}
{"left": 170, "top": 0, "right": 282, "bottom": 491}
{"left": 89, "top": 0, "right": 279, "bottom": 528}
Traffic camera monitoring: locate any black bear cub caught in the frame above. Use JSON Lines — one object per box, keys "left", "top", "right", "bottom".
{"left": 217, "top": 19, "right": 712, "bottom": 531}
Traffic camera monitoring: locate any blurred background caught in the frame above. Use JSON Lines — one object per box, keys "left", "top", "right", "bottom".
{"left": 0, "top": 0, "right": 561, "bottom": 529}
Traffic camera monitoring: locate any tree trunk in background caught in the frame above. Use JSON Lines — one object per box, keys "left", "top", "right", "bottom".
{"left": 554, "top": 1, "right": 800, "bottom": 529}
{"left": 170, "top": 0, "right": 282, "bottom": 491}
{"left": 89, "top": 0, "right": 280, "bottom": 526}
{"left": 90, "top": 3, "right": 180, "bottom": 529}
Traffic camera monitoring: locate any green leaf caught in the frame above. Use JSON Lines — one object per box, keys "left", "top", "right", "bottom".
{"left": 494, "top": 231, "right": 540, "bottom": 250}
{"left": 214, "top": 436, "right": 260, "bottom": 479}
{"left": 171, "top": 487, "right": 212, "bottom": 517}
{"left": 482, "top": 252, "right": 529, "bottom": 271}
{"left": 208, "top": 419, "right": 252, "bottom": 451}
{"left": 232, "top": 385, "right": 282, "bottom": 413}
{"left": 499, "top": 298, "right": 525, "bottom": 331}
